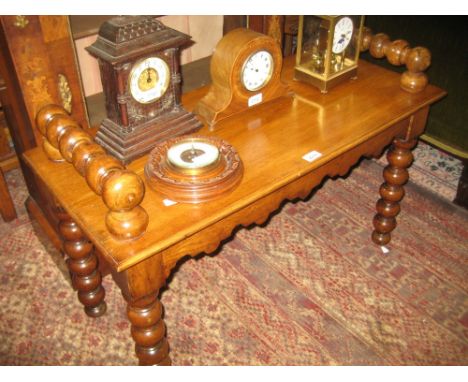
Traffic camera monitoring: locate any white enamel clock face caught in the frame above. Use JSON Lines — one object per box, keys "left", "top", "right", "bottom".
{"left": 167, "top": 140, "right": 220, "bottom": 170}
{"left": 241, "top": 50, "right": 274, "bottom": 92}
{"left": 332, "top": 17, "right": 354, "bottom": 54}
{"left": 129, "top": 57, "right": 170, "bottom": 104}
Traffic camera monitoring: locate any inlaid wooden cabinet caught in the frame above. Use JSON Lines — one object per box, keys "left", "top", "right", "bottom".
{"left": 0, "top": 16, "right": 90, "bottom": 244}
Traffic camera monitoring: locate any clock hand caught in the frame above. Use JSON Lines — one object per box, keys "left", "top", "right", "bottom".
{"left": 147, "top": 68, "right": 152, "bottom": 83}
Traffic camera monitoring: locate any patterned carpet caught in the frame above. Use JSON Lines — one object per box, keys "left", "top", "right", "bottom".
{"left": 0, "top": 142, "right": 467, "bottom": 365}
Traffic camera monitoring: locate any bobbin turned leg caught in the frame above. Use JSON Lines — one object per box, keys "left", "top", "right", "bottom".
{"left": 57, "top": 209, "right": 107, "bottom": 317}
{"left": 372, "top": 137, "right": 417, "bottom": 246}
{"left": 127, "top": 294, "right": 171, "bottom": 365}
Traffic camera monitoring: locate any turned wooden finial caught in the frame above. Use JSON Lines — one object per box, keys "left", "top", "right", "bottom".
{"left": 36, "top": 104, "right": 67, "bottom": 136}
{"left": 85, "top": 154, "right": 124, "bottom": 195}
{"left": 34, "top": 104, "right": 149, "bottom": 240}
{"left": 58, "top": 127, "right": 93, "bottom": 162}
{"left": 369, "top": 33, "right": 390, "bottom": 58}
{"left": 102, "top": 169, "right": 149, "bottom": 240}
{"left": 361, "top": 27, "right": 431, "bottom": 93}
{"left": 400, "top": 47, "right": 431, "bottom": 93}
{"left": 35, "top": 104, "right": 69, "bottom": 162}
{"left": 71, "top": 142, "right": 106, "bottom": 176}
{"left": 360, "top": 27, "right": 373, "bottom": 52}
{"left": 45, "top": 114, "right": 80, "bottom": 149}
{"left": 386, "top": 40, "right": 410, "bottom": 66}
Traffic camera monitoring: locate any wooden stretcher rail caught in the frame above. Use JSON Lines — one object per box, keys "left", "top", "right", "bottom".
{"left": 35, "top": 104, "right": 148, "bottom": 240}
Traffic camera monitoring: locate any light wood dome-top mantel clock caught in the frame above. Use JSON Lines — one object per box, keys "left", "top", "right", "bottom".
{"left": 86, "top": 16, "right": 202, "bottom": 164}
{"left": 194, "top": 28, "right": 290, "bottom": 127}
{"left": 295, "top": 16, "right": 364, "bottom": 93}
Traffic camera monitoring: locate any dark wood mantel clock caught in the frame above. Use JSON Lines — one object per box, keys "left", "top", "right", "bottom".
{"left": 86, "top": 16, "right": 202, "bottom": 164}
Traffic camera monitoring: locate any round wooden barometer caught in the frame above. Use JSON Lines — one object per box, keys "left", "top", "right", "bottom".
{"left": 145, "top": 135, "right": 243, "bottom": 203}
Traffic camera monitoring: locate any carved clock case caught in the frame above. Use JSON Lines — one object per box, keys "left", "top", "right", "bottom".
{"left": 86, "top": 16, "right": 202, "bottom": 164}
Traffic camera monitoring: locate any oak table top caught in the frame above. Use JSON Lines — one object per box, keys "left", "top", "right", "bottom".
{"left": 23, "top": 57, "right": 445, "bottom": 270}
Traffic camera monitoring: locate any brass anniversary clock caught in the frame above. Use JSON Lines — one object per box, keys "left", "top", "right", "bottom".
{"left": 86, "top": 16, "right": 201, "bottom": 164}
{"left": 295, "top": 16, "right": 364, "bottom": 93}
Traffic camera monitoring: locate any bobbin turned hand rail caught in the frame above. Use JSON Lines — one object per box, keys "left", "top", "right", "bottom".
{"left": 35, "top": 104, "right": 148, "bottom": 240}
{"left": 360, "top": 27, "right": 431, "bottom": 93}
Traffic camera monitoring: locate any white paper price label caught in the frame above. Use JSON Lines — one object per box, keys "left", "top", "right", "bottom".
{"left": 248, "top": 93, "right": 263, "bottom": 107}
{"left": 302, "top": 150, "right": 322, "bottom": 163}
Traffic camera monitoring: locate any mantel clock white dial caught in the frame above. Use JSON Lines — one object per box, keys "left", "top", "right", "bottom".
{"left": 241, "top": 50, "right": 274, "bottom": 92}
{"left": 129, "top": 57, "right": 170, "bottom": 104}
